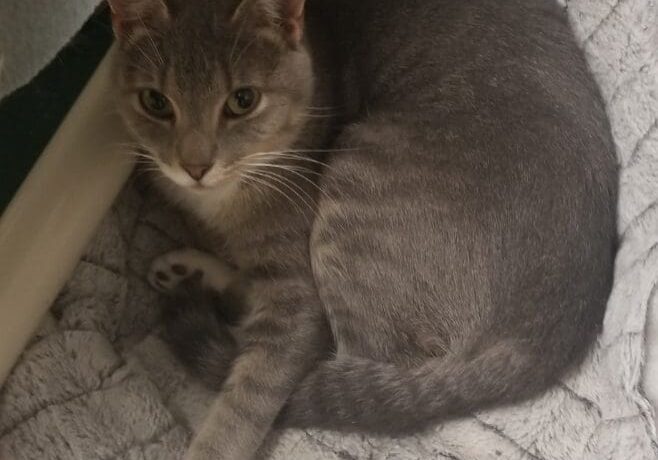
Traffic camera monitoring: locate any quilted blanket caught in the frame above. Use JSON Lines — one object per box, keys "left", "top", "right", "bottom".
{"left": 0, "top": 0, "right": 100, "bottom": 100}
{"left": 1, "top": 0, "right": 657, "bottom": 458}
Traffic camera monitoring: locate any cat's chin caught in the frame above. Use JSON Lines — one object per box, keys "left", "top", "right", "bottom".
{"left": 177, "top": 180, "right": 227, "bottom": 194}
{"left": 172, "top": 176, "right": 240, "bottom": 199}
{"left": 157, "top": 166, "right": 227, "bottom": 192}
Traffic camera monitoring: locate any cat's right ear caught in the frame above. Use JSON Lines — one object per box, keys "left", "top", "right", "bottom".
{"left": 233, "top": 0, "right": 306, "bottom": 48}
{"left": 107, "top": 0, "right": 170, "bottom": 39}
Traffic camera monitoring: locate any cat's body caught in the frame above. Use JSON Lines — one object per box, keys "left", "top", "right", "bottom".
{"left": 110, "top": 0, "right": 618, "bottom": 458}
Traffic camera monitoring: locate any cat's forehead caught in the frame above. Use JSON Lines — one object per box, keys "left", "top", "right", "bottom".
{"left": 165, "top": 39, "right": 280, "bottom": 97}
{"left": 166, "top": 36, "right": 230, "bottom": 94}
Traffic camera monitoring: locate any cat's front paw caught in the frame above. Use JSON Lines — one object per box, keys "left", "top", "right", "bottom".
{"left": 148, "top": 248, "right": 235, "bottom": 293}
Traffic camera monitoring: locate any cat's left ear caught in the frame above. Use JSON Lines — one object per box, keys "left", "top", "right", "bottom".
{"left": 234, "top": 0, "right": 306, "bottom": 47}
{"left": 107, "top": 0, "right": 170, "bottom": 39}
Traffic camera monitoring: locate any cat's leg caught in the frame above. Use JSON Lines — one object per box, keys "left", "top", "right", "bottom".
{"left": 148, "top": 248, "right": 236, "bottom": 293}
{"left": 162, "top": 277, "right": 241, "bottom": 389}
{"left": 152, "top": 251, "right": 243, "bottom": 389}
{"left": 184, "top": 273, "right": 330, "bottom": 460}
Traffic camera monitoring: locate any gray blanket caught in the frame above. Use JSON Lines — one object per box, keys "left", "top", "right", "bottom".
{"left": 0, "top": 1, "right": 100, "bottom": 100}
{"left": 1, "top": 0, "right": 657, "bottom": 458}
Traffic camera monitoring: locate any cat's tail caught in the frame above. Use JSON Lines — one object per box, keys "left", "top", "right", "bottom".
{"left": 277, "top": 339, "right": 567, "bottom": 434}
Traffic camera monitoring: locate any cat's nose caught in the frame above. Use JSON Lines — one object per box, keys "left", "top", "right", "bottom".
{"left": 182, "top": 163, "right": 212, "bottom": 181}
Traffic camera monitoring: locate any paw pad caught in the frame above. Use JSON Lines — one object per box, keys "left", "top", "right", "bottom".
{"left": 148, "top": 248, "right": 235, "bottom": 294}
{"left": 148, "top": 254, "right": 198, "bottom": 293}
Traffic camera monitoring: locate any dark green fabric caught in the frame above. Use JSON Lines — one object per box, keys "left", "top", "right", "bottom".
{"left": 0, "top": 10, "right": 112, "bottom": 213}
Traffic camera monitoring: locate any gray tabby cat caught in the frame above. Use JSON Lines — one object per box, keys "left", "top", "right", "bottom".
{"left": 109, "top": 0, "right": 618, "bottom": 458}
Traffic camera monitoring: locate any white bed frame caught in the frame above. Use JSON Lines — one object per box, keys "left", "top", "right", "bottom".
{"left": 0, "top": 46, "right": 135, "bottom": 384}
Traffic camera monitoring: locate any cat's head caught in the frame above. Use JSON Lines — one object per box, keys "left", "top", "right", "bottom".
{"left": 109, "top": 0, "right": 313, "bottom": 192}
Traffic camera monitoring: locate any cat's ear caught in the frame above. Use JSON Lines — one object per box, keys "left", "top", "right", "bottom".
{"left": 233, "top": 0, "right": 306, "bottom": 47}
{"left": 107, "top": 0, "right": 170, "bottom": 39}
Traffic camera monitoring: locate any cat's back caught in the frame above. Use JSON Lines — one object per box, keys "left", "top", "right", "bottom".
{"left": 309, "top": 0, "right": 617, "bottom": 361}
{"left": 311, "top": 0, "right": 616, "bottom": 212}
{"left": 315, "top": 0, "right": 610, "bottom": 138}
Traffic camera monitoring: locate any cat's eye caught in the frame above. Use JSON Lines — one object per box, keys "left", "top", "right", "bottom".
{"left": 224, "top": 87, "right": 261, "bottom": 118}
{"left": 139, "top": 89, "right": 174, "bottom": 120}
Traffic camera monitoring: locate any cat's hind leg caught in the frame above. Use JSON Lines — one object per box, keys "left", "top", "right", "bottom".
{"left": 151, "top": 250, "right": 243, "bottom": 388}
{"left": 161, "top": 276, "right": 243, "bottom": 389}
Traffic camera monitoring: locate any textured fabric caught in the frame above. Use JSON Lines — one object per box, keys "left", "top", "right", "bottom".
{"left": 1, "top": 0, "right": 657, "bottom": 458}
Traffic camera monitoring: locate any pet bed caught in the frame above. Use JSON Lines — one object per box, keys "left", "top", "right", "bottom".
{"left": 1, "top": 0, "right": 657, "bottom": 458}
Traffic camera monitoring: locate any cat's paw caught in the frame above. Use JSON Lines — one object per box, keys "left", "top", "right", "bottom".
{"left": 148, "top": 248, "right": 235, "bottom": 293}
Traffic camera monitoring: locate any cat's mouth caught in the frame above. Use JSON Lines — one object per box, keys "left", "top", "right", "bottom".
{"left": 152, "top": 159, "right": 230, "bottom": 191}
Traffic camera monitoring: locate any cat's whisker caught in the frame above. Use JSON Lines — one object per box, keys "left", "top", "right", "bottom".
{"left": 257, "top": 168, "right": 318, "bottom": 211}
{"left": 133, "top": 168, "right": 160, "bottom": 177}
{"left": 138, "top": 15, "right": 165, "bottom": 65}
{"left": 248, "top": 153, "right": 362, "bottom": 191}
{"left": 112, "top": 142, "right": 143, "bottom": 149}
{"left": 237, "top": 172, "right": 273, "bottom": 209}
{"left": 118, "top": 150, "right": 156, "bottom": 162}
{"left": 118, "top": 155, "right": 151, "bottom": 165}
{"left": 287, "top": 147, "right": 362, "bottom": 153}
{"left": 111, "top": 143, "right": 157, "bottom": 157}
{"left": 304, "top": 105, "right": 343, "bottom": 111}
{"left": 240, "top": 162, "right": 324, "bottom": 177}
{"left": 240, "top": 156, "right": 351, "bottom": 187}
{"left": 231, "top": 37, "right": 258, "bottom": 70}
{"left": 246, "top": 147, "right": 360, "bottom": 159}
{"left": 125, "top": 31, "right": 159, "bottom": 70}
{"left": 229, "top": 18, "right": 248, "bottom": 69}
{"left": 115, "top": 145, "right": 150, "bottom": 153}
{"left": 299, "top": 113, "right": 338, "bottom": 119}
{"left": 137, "top": 161, "right": 159, "bottom": 168}
{"left": 240, "top": 162, "right": 336, "bottom": 204}
{"left": 111, "top": 141, "right": 152, "bottom": 150}
{"left": 245, "top": 168, "right": 317, "bottom": 218}
{"left": 135, "top": 44, "right": 159, "bottom": 70}
{"left": 240, "top": 171, "right": 304, "bottom": 218}
{"left": 242, "top": 169, "right": 309, "bottom": 217}
{"left": 242, "top": 151, "right": 337, "bottom": 172}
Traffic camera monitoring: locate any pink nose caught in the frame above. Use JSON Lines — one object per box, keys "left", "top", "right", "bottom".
{"left": 182, "top": 163, "right": 212, "bottom": 181}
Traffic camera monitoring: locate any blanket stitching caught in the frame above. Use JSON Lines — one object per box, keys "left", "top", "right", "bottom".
{"left": 103, "top": 423, "right": 183, "bottom": 460}
{"left": 0, "top": 364, "right": 130, "bottom": 440}
{"left": 626, "top": 119, "right": 658, "bottom": 168}
{"left": 473, "top": 417, "right": 544, "bottom": 460}
{"left": 303, "top": 433, "right": 358, "bottom": 460}
{"left": 583, "top": 0, "right": 624, "bottom": 44}
{"left": 557, "top": 382, "right": 603, "bottom": 418}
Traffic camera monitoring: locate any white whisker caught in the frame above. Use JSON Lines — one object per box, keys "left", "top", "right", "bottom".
{"left": 246, "top": 169, "right": 317, "bottom": 217}
{"left": 238, "top": 173, "right": 272, "bottom": 209}
{"left": 231, "top": 37, "right": 258, "bottom": 70}
{"left": 240, "top": 171, "right": 305, "bottom": 217}
{"left": 126, "top": 34, "right": 159, "bottom": 70}
{"left": 305, "top": 105, "right": 342, "bottom": 111}
{"left": 139, "top": 15, "right": 165, "bottom": 65}
{"left": 240, "top": 162, "right": 334, "bottom": 204}
{"left": 242, "top": 151, "right": 336, "bottom": 172}
{"left": 118, "top": 150, "right": 156, "bottom": 162}
{"left": 299, "top": 113, "right": 338, "bottom": 119}
{"left": 229, "top": 18, "right": 247, "bottom": 69}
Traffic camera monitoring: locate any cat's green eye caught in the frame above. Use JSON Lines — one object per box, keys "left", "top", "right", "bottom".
{"left": 224, "top": 87, "right": 261, "bottom": 118}
{"left": 139, "top": 89, "right": 174, "bottom": 120}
